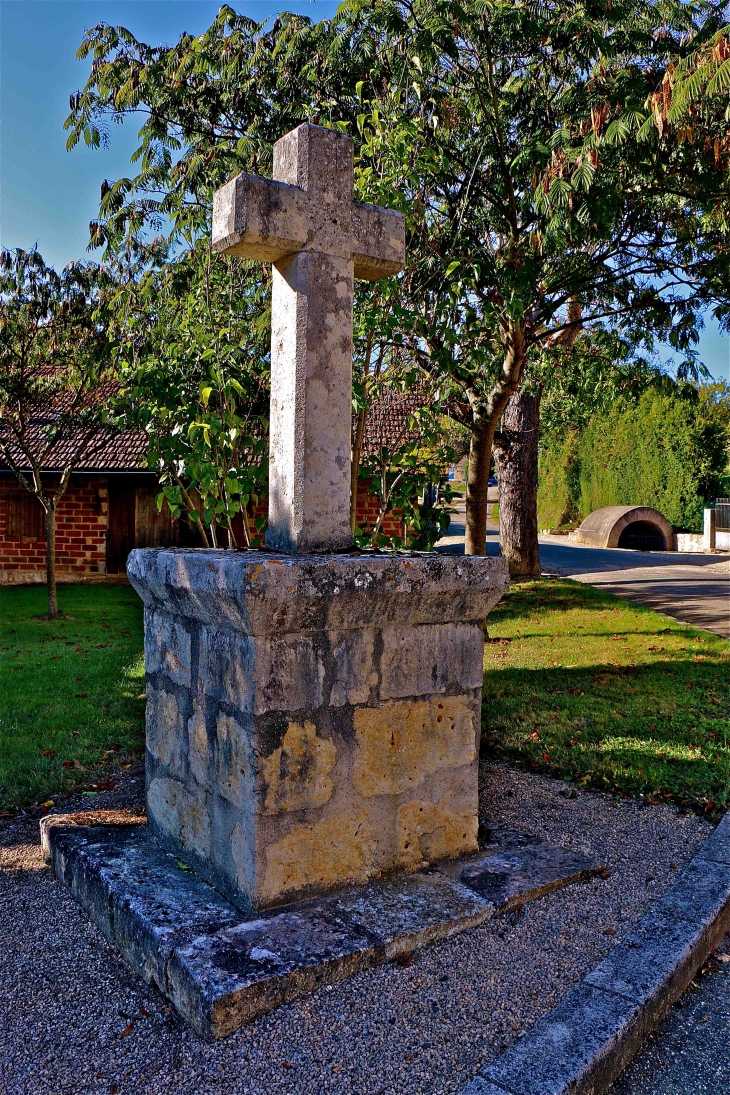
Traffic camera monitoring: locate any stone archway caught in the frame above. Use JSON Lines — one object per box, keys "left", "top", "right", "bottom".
{"left": 576, "top": 506, "right": 676, "bottom": 551}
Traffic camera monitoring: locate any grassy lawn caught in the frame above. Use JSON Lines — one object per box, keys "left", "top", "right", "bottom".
{"left": 482, "top": 578, "right": 730, "bottom": 815}
{"left": 0, "top": 584, "right": 145, "bottom": 812}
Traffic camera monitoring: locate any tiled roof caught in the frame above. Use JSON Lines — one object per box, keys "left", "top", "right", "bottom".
{"left": 359, "top": 384, "right": 426, "bottom": 458}
{"left": 1, "top": 383, "right": 429, "bottom": 474}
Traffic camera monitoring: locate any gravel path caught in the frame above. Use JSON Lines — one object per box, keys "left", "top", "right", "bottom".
{"left": 0, "top": 762, "right": 714, "bottom": 1095}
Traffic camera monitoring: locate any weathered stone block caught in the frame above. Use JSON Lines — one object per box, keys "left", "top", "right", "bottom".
{"left": 128, "top": 548, "right": 508, "bottom": 910}
{"left": 44, "top": 818, "right": 600, "bottom": 1039}
{"left": 146, "top": 687, "right": 186, "bottom": 777}
{"left": 260, "top": 720, "right": 336, "bottom": 815}
{"left": 380, "top": 623, "right": 484, "bottom": 698}
{"left": 584, "top": 908, "right": 720, "bottom": 1029}
{"left": 144, "top": 609, "right": 192, "bottom": 687}
{"left": 481, "top": 982, "right": 644, "bottom": 1095}
{"left": 352, "top": 696, "right": 477, "bottom": 797}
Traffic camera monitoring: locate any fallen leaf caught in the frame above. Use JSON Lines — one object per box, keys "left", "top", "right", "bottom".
{"left": 139, "top": 1008, "right": 150, "bottom": 1017}
{"left": 282, "top": 1063, "right": 293, "bottom": 1070}
{"left": 604, "top": 929, "right": 616, "bottom": 936}
{"left": 41, "top": 749, "right": 56, "bottom": 758}
{"left": 715, "top": 953, "right": 730, "bottom": 963}
{"left": 41, "top": 800, "right": 55, "bottom": 808}
{"left": 394, "top": 951, "right": 414, "bottom": 967}
{"left": 121, "top": 1022, "right": 134, "bottom": 1037}
{"left": 542, "top": 753, "right": 551, "bottom": 764}
{"left": 670, "top": 863, "right": 678, "bottom": 869}
{"left": 600, "top": 870, "right": 612, "bottom": 880}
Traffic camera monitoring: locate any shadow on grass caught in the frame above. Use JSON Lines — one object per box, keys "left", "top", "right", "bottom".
{"left": 483, "top": 658, "right": 729, "bottom": 813}
{"left": 482, "top": 578, "right": 730, "bottom": 815}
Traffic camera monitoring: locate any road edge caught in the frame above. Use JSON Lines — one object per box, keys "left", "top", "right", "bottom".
{"left": 458, "top": 812, "right": 730, "bottom": 1095}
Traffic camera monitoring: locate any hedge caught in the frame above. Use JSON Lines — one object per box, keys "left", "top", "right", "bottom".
{"left": 538, "top": 387, "right": 729, "bottom": 532}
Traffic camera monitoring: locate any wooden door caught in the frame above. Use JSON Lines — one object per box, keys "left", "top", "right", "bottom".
{"left": 136, "top": 483, "right": 173, "bottom": 548}
{"left": 107, "top": 480, "right": 136, "bottom": 573}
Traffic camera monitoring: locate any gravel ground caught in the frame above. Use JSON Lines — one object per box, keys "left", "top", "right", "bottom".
{"left": 0, "top": 761, "right": 715, "bottom": 1095}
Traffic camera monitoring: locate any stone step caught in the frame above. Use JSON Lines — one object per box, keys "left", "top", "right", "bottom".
{"left": 43, "top": 816, "right": 600, "bottom": 1039}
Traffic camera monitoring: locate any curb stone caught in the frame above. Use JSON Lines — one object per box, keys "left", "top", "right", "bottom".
{"left": 457, "top": 812, "right": 730, "bottom": 1095}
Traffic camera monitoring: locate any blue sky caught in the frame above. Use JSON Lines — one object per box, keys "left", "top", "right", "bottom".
{"left": 0, "top": 0, "right": 727, "bottom": 381}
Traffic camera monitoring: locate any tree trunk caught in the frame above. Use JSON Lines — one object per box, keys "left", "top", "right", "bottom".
{"left": 350, "top": 406, "right": 367, "bottom": 533}
{"left": 493, "top": 387, "right": 542, "bottom": 578}
{"left": 464, "top": 416, "right": 495, "bottom": 555}
{"left": 46, "top": 505, "right": 58, "bottom": 618}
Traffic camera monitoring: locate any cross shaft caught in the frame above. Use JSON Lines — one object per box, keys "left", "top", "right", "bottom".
{"left": 213, "top": 124, "right": 405, "bottom": 553}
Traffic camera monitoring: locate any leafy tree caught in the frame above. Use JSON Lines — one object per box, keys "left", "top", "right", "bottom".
{"left": 67, "top": 8, "right": 441, "bottom": 544}
{"left": 64, "top": 9, "right": 347, "bottom": 253}
{"left": 110, "top": 242, "right": 270, "bottom": 547}
{"left": 66, "top": 1, "right": 730, "bottom": 564}
{"left": 0, "top": 249, "right": 111, "bottom": 617}
{"left": 339, "top": 0, "right": 730, "bottom": 554}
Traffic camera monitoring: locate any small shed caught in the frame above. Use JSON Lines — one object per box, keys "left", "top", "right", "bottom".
{"left": 576, "top": 506, "right": 676, "bottom": 552}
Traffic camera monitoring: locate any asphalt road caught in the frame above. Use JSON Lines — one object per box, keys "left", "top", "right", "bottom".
{"left": 437, "top": 497, "right": 730, "bottom": 638}
{"left": 612, "top": 940, "right": 730, "bottom": 1095}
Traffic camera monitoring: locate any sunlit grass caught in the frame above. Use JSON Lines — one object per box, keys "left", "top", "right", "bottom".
{"left": 482, "top": 578, "right": 730, "bottom": 814}
{"left": 0, "top": 584, "right": 145, "bottom": 810}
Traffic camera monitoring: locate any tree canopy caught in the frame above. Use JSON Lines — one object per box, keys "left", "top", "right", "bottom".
{"left": 65, "top": 0, "right": 730, "bottom": 552}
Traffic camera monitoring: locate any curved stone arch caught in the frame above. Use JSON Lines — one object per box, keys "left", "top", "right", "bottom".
{"left": 576, "top": 506, "right": 676, "bottom": 551}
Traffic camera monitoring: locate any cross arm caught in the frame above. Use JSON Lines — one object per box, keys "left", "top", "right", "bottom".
{"left": 351, "top": 203, "right": 406, "bottom": 281}
{"left": 212, "top": 174, "right": 309, "bottom": 262}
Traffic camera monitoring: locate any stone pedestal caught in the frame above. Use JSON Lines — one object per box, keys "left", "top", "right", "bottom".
{"left": 127, "top": 549, "right": 508, "bottom": 912}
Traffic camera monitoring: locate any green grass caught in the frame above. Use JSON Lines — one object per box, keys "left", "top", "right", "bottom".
{"left": 0, "top": 584, "right": 145, "bottom": 811}
{"left": 482, "top": 578, "right": 730, "bottom": 815}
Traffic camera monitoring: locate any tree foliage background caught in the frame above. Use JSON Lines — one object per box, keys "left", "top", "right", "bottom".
{"left": 63, "top": 0, "right": 730, "bottom": 552}
{"left": 537, "top": 382, "right": 730, "bottom": 530}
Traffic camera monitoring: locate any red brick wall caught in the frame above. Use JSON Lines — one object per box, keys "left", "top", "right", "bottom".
{"left": 232, "top": 482, "right": 404, "bottom": 547}
{"left": 355, "top": 481, "right": 405, "bottom": 540}
{"left": 0, "top": 474, "right": 406, "bottom": 584}
{"left": 0, "top": 476, "right": 108, "bottom": 584}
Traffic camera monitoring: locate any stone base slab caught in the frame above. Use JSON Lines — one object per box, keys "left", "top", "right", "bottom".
{"left": 43, "top": 817, "right": 599, "bottom": 1040}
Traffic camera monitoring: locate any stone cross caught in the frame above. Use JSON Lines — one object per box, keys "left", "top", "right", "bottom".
{"left": 212, "top": 123, "right": 405, "bottom": 554}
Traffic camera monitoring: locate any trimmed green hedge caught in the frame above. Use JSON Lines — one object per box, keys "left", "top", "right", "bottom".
{"left": 538, "top": 387, "right": 729, "bottom": 532}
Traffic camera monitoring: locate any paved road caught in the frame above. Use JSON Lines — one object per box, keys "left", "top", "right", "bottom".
{"left": 438, "top": 498, "right": 730, "bottom": 638}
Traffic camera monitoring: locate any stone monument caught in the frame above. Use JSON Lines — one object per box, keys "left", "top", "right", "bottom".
{"left": 41, "top": 125, "right": 600, "bottom": 1037}
{"left": 127, "top": 123, "right": 507, "bottom": 913}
